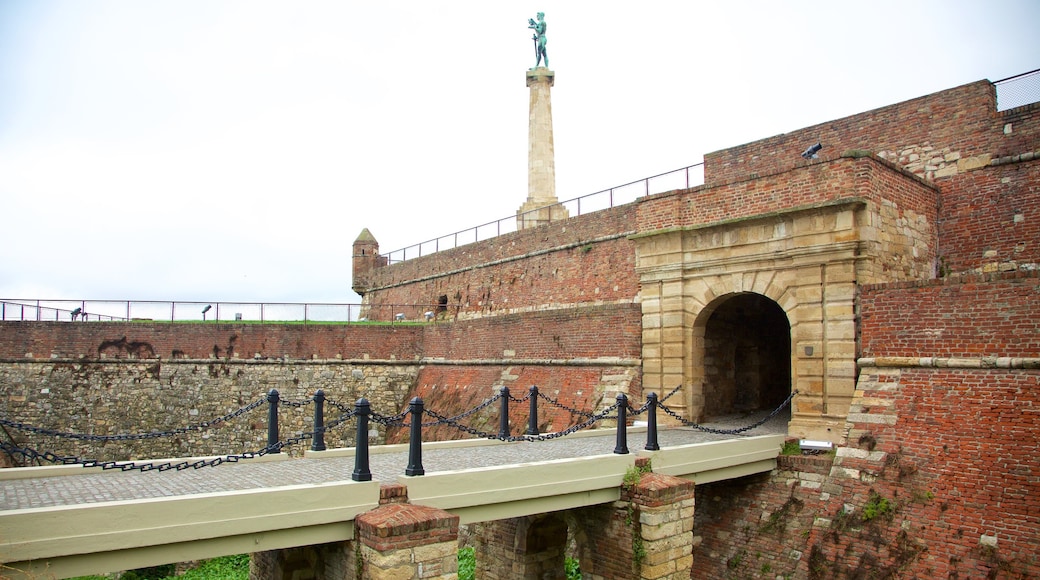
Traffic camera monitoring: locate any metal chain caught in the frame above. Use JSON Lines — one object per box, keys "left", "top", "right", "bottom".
{"left": 370, "top": 410, "right": 408, "bottom": 427}
{"left": 1, "top": 439, "right": 274, "bottom": 471}
{"left": 657, "top": 390, "right": 797, "bottom": 435}
{"left": 659, "top": 384, "right": 683, "bottom": 403}
{"left": 0, "top": 397, "right": 267, "bottom": 442}
{"left": 324, "top": 397, "right": 355, "bottom": 414}
{"left": 421, "top": 400, "right": 622, "bottom": 442}
{"left": 279, "top": 397, "right": 313, "bottom": 409}
{"left": 420, "top": 393, "right": 503, "bottom": 427}
{"left": 507, "top": 390, "right": 534, "bottom": 404}
{"left": 535, "top": 391, "right": 596, "bottom": 419}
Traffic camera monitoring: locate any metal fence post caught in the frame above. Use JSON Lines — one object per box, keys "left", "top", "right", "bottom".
{"left": 353, "top": 398, "right": 372, "bottom": 482}
{"left": 526, "top": 385, "right": 539, "bottom": 436}
{"left": 405, "top": 397, "right": 425, "bottom": 476}
{"left": 266, "top": 389, "right": 281, "bottom": 454}
{"left": 498, "top": 386, "right": 510, "bottom": 439}
{"left": 311, "top": 390, "right": 326, "bottom": 452}
{"left": 614, "top": 393, "right": 629, "bottom": 455}
{"left": 645, "top": 392, "right": 660, "bottom": 451}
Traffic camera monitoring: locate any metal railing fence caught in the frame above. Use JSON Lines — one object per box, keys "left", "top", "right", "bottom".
{"left": 994, "top": 68, "right": 1040, "bottom": 112}
{"left": 0, "top": 299, "right": 450, "bottom": 324}
{"left": 384, "top": 162, "right": 705, "bottom": 264}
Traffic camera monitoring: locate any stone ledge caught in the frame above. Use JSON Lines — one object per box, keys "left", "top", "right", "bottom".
{"left": 858, "top": 356, "right": 1040, "bottom": 369}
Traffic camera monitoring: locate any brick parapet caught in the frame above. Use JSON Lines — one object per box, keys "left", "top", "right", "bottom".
{"left": 628, "top": 472, "right": 695, "bottom": 508}
{"left": 702, "top": 80, "right": 1000, "bottom": 186}
{"left": 356, "top": 503, "right": 459, "bottom": 551}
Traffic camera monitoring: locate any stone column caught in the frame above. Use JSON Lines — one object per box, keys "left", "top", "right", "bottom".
{"left": 629, "top": 473, "right": 696, "bottom": 580}
{"left": 355, "top": 503, "right": 460, "bottom": 579}
{"left": 518, "top": 67, "right": 568, "bottom": 230}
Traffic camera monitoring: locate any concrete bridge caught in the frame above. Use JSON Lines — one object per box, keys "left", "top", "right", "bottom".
{"left": 0, "top": 417, "right": 786, "bottom": 579}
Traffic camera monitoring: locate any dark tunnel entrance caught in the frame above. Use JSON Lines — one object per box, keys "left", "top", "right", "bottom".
{"left": 702, "top": 292, "right": 791, "bottom": 418}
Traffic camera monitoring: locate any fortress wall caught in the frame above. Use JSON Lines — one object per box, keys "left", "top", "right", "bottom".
{"left": 385, "top": 304, "right": 643, "bottom": 443}
{"left": 637, "top": 156, "right": 938, "bottom": 250}
{"left": 691, "top": 272, "right": 1040, "bottom": 579}
{"left": 859, "top": 271, "right": 1040, "bottom": 358}
{"left": 935, "top": 159, "right": 1040, "bottom": 274}
{"left": 0, "top": 360, "right": 419, "bottom": 461}
{"left": 0, "top": 305, "right": 640, "bottom": 461}
{"left": 0, "top": 322, "right": 424, "bottom": 361}
{"left": 703, "top": 80, "right": 1002, "bottom": 186}
{"left": 359, "top": 204, "right": 639, "bottom": 318}
{"left": 420, "top": 304, "right": 641, "bottom": 360}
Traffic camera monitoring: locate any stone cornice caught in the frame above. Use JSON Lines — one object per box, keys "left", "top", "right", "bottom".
{"left": 858, "top": 356, "right": 1040, "bottom": 369}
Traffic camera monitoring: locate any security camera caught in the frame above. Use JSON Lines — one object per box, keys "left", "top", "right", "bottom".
{"left": 802, "top": 142, "right": 823, "bottom": 159}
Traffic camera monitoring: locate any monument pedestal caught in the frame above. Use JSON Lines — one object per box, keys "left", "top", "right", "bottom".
{"left": 518, "top": 67, "right": 568, "bottom": 230}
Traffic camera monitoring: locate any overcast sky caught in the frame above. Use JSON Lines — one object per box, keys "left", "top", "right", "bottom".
{"left": 1, "top": 1, "right": 1038, "bottom": 304}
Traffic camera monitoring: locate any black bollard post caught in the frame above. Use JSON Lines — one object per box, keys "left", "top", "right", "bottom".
{"left": 498, "top": 386, "right": 510, "bottom": 439}
{"left": 526, "top": 385, "right": 539, "bottom": 436}
{"left": 614, "top": 393, "right": 629, "bottom": 454}
{"left": 352, "top": 398, "right": 372, "bottom": 482}
{"left": 311, "top": 389, "right": 327, "bottom": 452}
{"left": 645, "top": 392, "right": 660, "bottom": 451}
{"left": 267, "top": 389, "right": 281, "bottom": 454}
{"left": 405, "top": 397, "right": 425, "bottom": 476}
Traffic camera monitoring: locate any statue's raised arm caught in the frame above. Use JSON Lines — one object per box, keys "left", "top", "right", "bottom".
{"left": 527, "top": 12, "right": 548, "bottom": 69}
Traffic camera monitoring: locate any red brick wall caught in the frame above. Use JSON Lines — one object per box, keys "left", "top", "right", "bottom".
{"left": 384, "top": 305, "right": 643, "bottom": 442}
{"left": 936, "top": 161, "right": 1040, "bottom": 273}
{"left": 0, "top": 321, "right": 425, "bottom": 361}
{"left": 814, "top": 367, "right": 1040, "bottom": 579}
{"left": 636, "top": 155, "right": 938, "bottom": 236}
{"left": 859, "top": 272, "right": 1040, "bottom": 358}
{"left": 357, "top": 204, "right": 639, "bottom": 318}
{"left": 420, "top": 305, "right": 640, "bottom": 360}
{"left": 703, "top": 81, "right": 1001, "bottom": 186}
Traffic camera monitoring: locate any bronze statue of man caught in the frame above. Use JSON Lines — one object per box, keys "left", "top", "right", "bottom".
{"left": 528, "top": 12, "right": 548, "bottom": 69}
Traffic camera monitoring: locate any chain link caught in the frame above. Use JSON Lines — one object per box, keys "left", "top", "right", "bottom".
{"left": 420, "top": 392, "right": 503, "bottom": 427}
{"left": 536, "top": 391, "right": 596, "bottom": 419}
{"left": 657, "top": 390, "right": 797, "bottom": 435}
{"left": 659, "top": 384, "right": 683, "bottom": 403}
{"left": 421, "top": 400, "right": 623, "bottom": 442}
{"left": 278, "top": 397, "right": 313, "bottom": 409}
{"left": 0, "top": 397, "right": 267, "bottom": 442}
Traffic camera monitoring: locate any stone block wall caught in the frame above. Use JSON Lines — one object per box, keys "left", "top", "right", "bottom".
{"left": 0, "top": 359, "right": 419, "bottom": 460}
{"left": 0, "top": 305, "right": 641, "bottom": 461}
{"left": 355, "top": 503, "right": 460, "bottom": 579}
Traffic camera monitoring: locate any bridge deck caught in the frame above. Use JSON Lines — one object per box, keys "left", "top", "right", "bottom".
{"left": 0, "top": 412, "right": 787, "bottom": 511}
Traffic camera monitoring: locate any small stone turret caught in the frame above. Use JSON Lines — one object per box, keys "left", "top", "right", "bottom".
{"left": 352, "top": 228, "right": 386, "bottom": 296}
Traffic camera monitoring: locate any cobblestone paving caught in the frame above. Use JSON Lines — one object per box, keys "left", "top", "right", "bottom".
{"left": 0, "top": 411, "right": 787, "bottom": 511}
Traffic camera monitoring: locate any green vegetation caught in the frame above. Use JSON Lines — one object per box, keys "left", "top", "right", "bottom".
{"left": 457, "top": 548, "right": 580, "bottom": 580}
{"left": 458, "top": 547, "right": 476, "bottom": 579}
{"left": 780, "top": 440, "right": 801, "bottom": 455}
{"left": 622, "top": 460, "right": 652, "bottom": 489}
{"left": 69, "top": 555, "right": 248, "bottom": 580}
{"left": 862, "top": 490, "right": 895, "bottom": 522}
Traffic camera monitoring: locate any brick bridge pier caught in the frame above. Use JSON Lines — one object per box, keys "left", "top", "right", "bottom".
{"left": 253, "top": 458, "right": 696, "bottom": 580}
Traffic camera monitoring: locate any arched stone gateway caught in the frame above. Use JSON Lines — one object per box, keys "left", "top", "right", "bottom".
{"left": 699, "top": 292, "right": 791, "bottom": 418}
{"left": 633, "top": 198, "right": 894, "bottom": 442}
